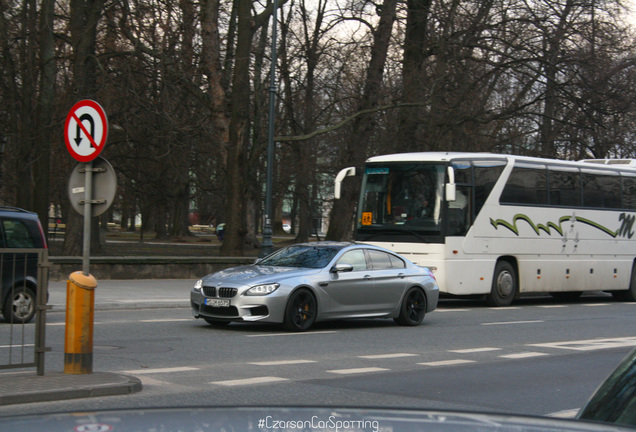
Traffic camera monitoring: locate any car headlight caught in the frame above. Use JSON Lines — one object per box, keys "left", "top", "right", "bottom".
{"left": 245, "top": 283, "right": 280, "bottom": 296}
{"left": 194, "top": 279, "right": 203, "bottom": 292}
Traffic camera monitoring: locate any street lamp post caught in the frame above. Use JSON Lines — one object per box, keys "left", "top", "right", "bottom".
{"left": 262, "top": 0, "right": 279, "bottom": 257}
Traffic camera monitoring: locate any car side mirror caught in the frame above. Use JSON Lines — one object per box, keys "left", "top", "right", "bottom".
{"left": 331, "top": 263, "right": 354, "bottom": 273}
{"left": 254, "top": 258, "right": 262, "bottom": 264}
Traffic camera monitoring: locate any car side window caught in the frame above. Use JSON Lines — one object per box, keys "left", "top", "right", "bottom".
{"left": 337, "top": 250, "right": 367, "bottom": 271}
{"left": 367, "top": 250, "right": 393, "bottom": 270}
{"left": 3, "top": 220, "right": 35, "bottom": 248}
{"left": 389, "top": 254, "right": 406, "bottom": 269}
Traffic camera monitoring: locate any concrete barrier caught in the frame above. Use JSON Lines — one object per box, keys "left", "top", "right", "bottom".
{"left": 49, "top": 256, "right": 257, "bottom": 281}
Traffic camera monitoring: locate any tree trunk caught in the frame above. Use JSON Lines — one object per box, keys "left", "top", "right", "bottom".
{"left": 62, "top": 0, "right": 105, "bottom": 256}
{"left": 33, "top": 0, "right": 56, "bottom": 237}
{"left": 326, "top": 0, "right": 398, "bottom": 241}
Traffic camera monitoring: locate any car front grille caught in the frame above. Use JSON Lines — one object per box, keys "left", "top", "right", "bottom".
{"left": 202, "top": 286, "right": 238, "bottom": 298}
{"left": 219, "top": 287, "right": 238, "bottom": 298}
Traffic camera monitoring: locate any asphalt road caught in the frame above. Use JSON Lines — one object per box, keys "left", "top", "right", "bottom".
{"left": 0, "top": 283, "right": 634, "bottom": 419}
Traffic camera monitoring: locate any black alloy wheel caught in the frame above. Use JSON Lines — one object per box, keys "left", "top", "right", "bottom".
{"left": 396, "top": 287, "right": 427, "bottom": 326}
{"left": 283, "top": 288, "right": 317, "bottom": 332}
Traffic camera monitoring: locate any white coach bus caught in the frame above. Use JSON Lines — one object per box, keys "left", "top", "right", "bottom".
{"left": 335, "top": 152, "right": 636, "bottom": 306}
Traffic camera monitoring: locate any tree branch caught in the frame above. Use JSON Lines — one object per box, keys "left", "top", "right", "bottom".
{"left": 274, "top": 102, "right": 426, "bottom": 142}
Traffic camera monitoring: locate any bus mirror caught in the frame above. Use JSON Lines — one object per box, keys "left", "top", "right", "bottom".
{"left": 334, "top": 167, "right": 356, "bottom": 199}
{"left": 446, "top": 183, "right": 456, "bottom": 202}
{"left": 446, "top": 166, "right": 456, "bottom": 201}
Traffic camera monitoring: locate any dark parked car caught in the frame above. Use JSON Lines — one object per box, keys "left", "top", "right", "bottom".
{"left": 191, "top": 241, "right": 439, "bottom": 331}
{"left": 578, "top": 348, "right": 636, "bottom": 427}
{"left": 0, "top": 207, "right": 47, "bottom": 323}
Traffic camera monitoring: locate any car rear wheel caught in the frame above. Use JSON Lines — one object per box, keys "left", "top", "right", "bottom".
{"left": 3, "top": 286, "right": 36, "bottom": 324}
{"left": 395, "top": 287, "right": 426, "bottom": 326}
{"left": 283, "top": 288, "right": 316, "bottom": 332}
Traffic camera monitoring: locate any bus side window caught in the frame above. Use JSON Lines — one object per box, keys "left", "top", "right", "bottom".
{"left": 474, "top": 161, "right": 505, "bottom": 215}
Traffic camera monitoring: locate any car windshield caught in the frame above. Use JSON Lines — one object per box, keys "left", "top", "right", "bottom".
{"left": 258, "top": 245, "right": 341, "bottom": 268}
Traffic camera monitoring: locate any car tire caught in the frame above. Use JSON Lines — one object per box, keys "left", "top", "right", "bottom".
{"left": 283, "top": 288, "right": 316, "bottom": 332}
{"left": 486, "top": 261, "right": 517, "bottom": 307}
{"left": 395, "top": 287, "right": 426, "bottom": 326}
{"left": 3, "top": 286, "right": 36, "bottom": 324}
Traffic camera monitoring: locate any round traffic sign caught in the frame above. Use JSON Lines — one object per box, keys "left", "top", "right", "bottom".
{"left": 64, "top": 100, "right": 108, "bottom": 162}
{"left": 68, "top": 157, "right": 117, "bottom": 217}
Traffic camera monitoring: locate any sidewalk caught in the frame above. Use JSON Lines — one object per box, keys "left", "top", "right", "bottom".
{"left": 48, "top": 278, "right": 194, "bottom": 312}
{"left": 0, "top": 278, "right": 195, "bottom": 406}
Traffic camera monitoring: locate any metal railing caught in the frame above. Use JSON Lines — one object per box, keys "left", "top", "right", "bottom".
{"left": 0, "top": 249, "right": 49, "bottom": 375}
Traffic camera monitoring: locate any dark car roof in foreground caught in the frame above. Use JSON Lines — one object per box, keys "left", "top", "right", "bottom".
{"left": 0, "top": 407, "right": 631, "bottom": 432}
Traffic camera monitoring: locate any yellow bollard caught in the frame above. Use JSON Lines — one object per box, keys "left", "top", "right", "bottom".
{"left": 64, "top": 271, "right": 97, "bottom": 374}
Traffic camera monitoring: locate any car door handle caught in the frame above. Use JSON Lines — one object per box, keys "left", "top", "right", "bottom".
{"left": 398, "top": 273, "right": 405, "bottom": 279}
{"left": 363, "top": 275, "right": 372, "bottom": 279}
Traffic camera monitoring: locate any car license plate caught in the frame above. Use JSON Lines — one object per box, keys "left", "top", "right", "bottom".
{"left": 205, "top": 298, "right": 230, "bottom": 307}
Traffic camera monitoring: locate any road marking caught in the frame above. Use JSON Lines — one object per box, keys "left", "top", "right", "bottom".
{"left": 0, "top": 344, "right": 34, "bottom": 348}
{"left": 500, "top": 352, "right": 549, "bottom": 359}
{"left": 246, "top": 331, "right": 337, "bottom": 337}
{"left": 449, "top": 347, "right": 500, "bottom": 354}
{"left": 537, "top": 305, "right": 568, "bottom": 308}
{"left": 358, "top": 353, "right": 418, "bottom": 359}
{"left": 435, "top": 309, "right": 470, "bottom": 313}
{"left": 482, "top": 320, "right": 544, "bottom": 326}
{"left": 211, "top": 376, "right": 289, "bottom": 386}
{"left": 119, "top": 299, "right": 185, "bottom": 303}
{"left": 418, "top": 359, "right": 476, "bottom": 367}
{"left": 248, "top": 359, "right": 316, "bottom": 366}
{"left": 581, "top": 303, "right": 610, "bottom": 307}
{"left": 139, "top": 319, "right": 191, "bottom": 323}
{"left": 121, "top": 366, "right": 200, "bottom": 374}
{"left": 488, "top": 307, "right": 520, "bottom": 310}
{"left": 548, "top": 409, "right": 579, "bottom": 418}
{"left": 531, "top": 336, "right": 636, "bottom": 351}
{"left": 327, "top": 367, "right": 389, "bottom": 374}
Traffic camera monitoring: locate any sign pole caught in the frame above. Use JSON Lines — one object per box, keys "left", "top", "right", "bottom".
{"left": 64, "top": 99, "right": 109, "bottom": 375}
{"left": 82, "top": 161, "right": 93, "bottom": 276}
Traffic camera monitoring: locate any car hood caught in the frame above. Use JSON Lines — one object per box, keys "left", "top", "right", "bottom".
{"left": 202, "top": 265, "right": 320, "bottom": 285}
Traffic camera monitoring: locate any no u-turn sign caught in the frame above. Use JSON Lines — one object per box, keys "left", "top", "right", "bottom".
{"left": 64, "top": 100, "right": 108, "bottom": 162}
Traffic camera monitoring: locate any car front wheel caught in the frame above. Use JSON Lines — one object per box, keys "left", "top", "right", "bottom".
{"left": 3, "top": 287, "right": 36, "bottom": 324}
{"left": 283, "top": 288, "right": 316, "bottom": 332}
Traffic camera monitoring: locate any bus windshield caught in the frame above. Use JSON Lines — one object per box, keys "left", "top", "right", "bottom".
{"left": 356, "top": 164, "right": 446, "bottom": 241}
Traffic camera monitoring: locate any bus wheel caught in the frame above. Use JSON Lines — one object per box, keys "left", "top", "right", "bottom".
{"left": 613, "top": 266, "right": 636, "bottom": 302}
{"left": 486, "top": 261, "right": 516, "bottom": 307}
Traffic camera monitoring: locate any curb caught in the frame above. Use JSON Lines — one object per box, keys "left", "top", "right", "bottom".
{"left": 0, "top": 372, "right": 142, "bottom": 406}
